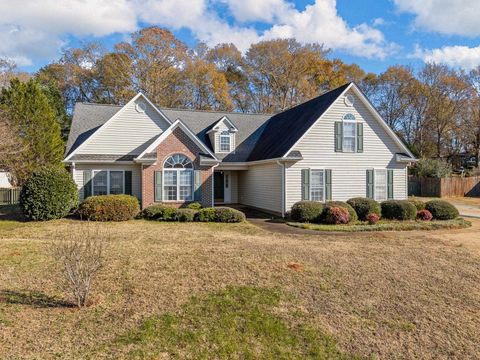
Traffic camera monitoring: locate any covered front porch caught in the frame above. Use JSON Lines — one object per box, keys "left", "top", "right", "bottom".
{"left": 213, "top": 170, "right": 241, "bottom": 205}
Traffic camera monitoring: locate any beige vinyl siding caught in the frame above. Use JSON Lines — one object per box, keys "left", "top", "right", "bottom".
{"left": 230, "top": 171, "right": 239, "bottom": 203}
{"left": 238, "top": 163, "right": 282, "bottom": 213}
{"left": 214, "top": 122, "right": 236, "bottom": 154}
{"left": 79, "top": 98, "right": 170, "bottom": 155}
{"left": 285, "top": 89, "right": 408, "bottom": 210}
{"left": 73, "top": 163, "right": 142, "bottom": 201}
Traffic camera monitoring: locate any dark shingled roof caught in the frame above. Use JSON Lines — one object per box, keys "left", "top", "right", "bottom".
{"left": 247, "top": 83, "right": 351, "bottom": 161}
{"left": 65, "top": 83, "right": 352, "bottom": 162}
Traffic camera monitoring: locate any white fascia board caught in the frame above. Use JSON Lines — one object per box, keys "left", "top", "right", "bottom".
{"left": 206, "top": 116, "right": 238, "bottom": 134}
{"left": 137, "top": 119, "right": 218, "bottom": 161}
{"left": 281, "top": 84, "right": 353, "bottom": 158}
{"left": 349, "top": 84, "right": 416, "bottom": 159}
{"left": 64, "top": 92, "right": 172, "bottom": 162}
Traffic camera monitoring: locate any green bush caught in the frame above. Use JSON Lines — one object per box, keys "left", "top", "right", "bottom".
{"left": 346, "top": 197, "right": 381, "bottom": 221}
{"left": 408, "top": 198, "right": 426, "bottom": 211}
{"left": 412, "top": 158, "right": 452, "bottom": 178}
{"left": 175, "top": 208, "right": 197, "bottom": 222}
{"left": 142, "top": 204, "right": 177, "bottom": 221}
{"left": 196, "top": 207, "right": 216, "bottom": 222}
{"left": 186, "top": 202, "right": 202, "bottom": 210}
{"left": 195, "top": 207, "right": 246, "bottom": 223}
{"left": 425, "top": 200, "right": 459, "bottom": 220}
{"left": 323, "top": 206, "right": 350, "bottom": 224}
{"left": 290, "top": 201, "right": 324, "bottom": 223}
{"left": 78, "top": 195, "right": 140, "bottom": 221}
{"left": 324, "top": 201, "right": 358, "bottom": 223}
{"left": 380, "top": 200, "right": 416, "bottom": 220}
{"left": 213, "top": 207, "right": 246, "bottom": 223}
{"left": 19, "top": 166, "right": 79, "bottom": 221}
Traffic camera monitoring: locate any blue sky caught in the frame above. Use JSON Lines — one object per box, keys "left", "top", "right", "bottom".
{"left": 1, "top": 0, "right": 479, "bottom": 74}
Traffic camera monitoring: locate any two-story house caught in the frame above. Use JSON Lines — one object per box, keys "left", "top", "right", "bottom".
{"left": 63, "top": 82, "right": 416, "bottom": 216}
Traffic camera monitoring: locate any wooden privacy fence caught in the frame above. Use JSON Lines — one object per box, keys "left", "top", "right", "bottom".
{"left": 0, "top": 188, "right": 21, "bottom": 205}
{"left": 409, "top": 176, "right": 480, "bottom": 197}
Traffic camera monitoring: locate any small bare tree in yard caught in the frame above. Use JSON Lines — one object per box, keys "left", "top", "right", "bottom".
{"left": 51, "top": 225, "right": 108, "bottom": 308}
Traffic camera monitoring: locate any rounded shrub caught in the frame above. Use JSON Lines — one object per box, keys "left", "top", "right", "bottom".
{"left": 142, "top": 204, "right": 177, "bottom": 221}
{"left": 186, "top": 202, "right": 202, "bottom": 210}
{"left": 408, "top": 198, "right": 426, "bottom": 211}
{"left": 380, "top": 200, "right": 417, "bottom": 220}
{"left": 20, "top": 166, "right": 79, "bottom": 221}
{"left": 175, "top": 208, "right": 197, "bottom": 222}
{"left": 213, "top": 207, "right": 246, "bottom": 223}
{"left": 290, "top": 201, "right": 324, "bottom": 223}
{"left": 325, "top": 201, "right": 358, "bottom": 223}
{"left": 323, "top": 206, "right": 350, "bottom": 224}
{"left": 78, "top": 195, "right": 140, "bottom": 221}
{"left": 196, "top": 207, "right": 216, "bottom": 222}
{"left": 346, "top": 197, "right": 381, "bottom": 221}
{"left": 425, "top": 200, "right": 459, "bottom": 220}
{"left": 366, "top": 213, "right": 380, "bottom": 225}
{"left": 417, "top": 209, "right": 433, "bottom": 221}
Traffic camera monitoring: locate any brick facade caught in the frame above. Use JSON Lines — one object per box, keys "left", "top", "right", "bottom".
{"left": 142, "top": 127, "right": 214, "bottom": 208}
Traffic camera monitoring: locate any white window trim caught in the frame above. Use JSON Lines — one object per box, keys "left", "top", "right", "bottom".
{"left": 309, "top": 169, "right": 326, "bottom": 203}
{"left": 373, "top": 168, "right": 387, "bottom": 202}
{"left": 91, "top": 169, "right": 126, "bottom": 196}
{"left": 342, "top": 114, "right": 356, "bottom": 153}
{"left": 217, "top": 131, "right": 232, "bottom": 153}
{"left": 162, "top": 168, "right": 194, "bottom": 202}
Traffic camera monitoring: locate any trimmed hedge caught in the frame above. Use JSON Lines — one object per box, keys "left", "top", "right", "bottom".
{"left": 381, "top": 200, "right": 417, "bottom": 220}
{"left": 20, "top": 166, "right": 79, "bottom": 221}
{"left": 196, "top": 207, "right": 245, "bottom": 223}
{"left": 325, "top": 201, "right": 358, "bottom": 223}
{"left": 78, "top": 195, "right": 140, "bottom": 221}
{"left": 425, "top": 200, "right": 459, "bottom": 220}
{"left": 408, "top": 198, "right": 426, "bottom": 211}
{"left": 290, "top": 201, "right": 324, "bottom": 223}
{"left": 175, "top": 208, "right": 197, "bottom": 222}
{"left": 346, "top": 197, "right": 381, "bottom": 221}
{"left": 142, "top": 204, "right": 177, "bottom": 221}
{"left": 186, "top": 202, "right": 202, "bottom": 210}
{"left": 323, "top": 206, "right": 350, "bottom": 224}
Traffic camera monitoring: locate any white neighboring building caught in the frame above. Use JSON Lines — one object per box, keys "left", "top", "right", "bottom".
{"left": 0, "top": 171, "right": 12, "bottom": 188}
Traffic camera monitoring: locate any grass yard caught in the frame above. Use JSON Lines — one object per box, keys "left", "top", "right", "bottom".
{"left": 1, "top": 214, "right": 480, "bottom": 359}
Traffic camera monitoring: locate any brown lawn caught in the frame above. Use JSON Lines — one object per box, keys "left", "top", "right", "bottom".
{"left": 0, "top": 217, "right": 479, "bottom": 359}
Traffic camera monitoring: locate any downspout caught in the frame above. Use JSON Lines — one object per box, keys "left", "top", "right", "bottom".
{"left": 276, "top": 160, "right": 286, "bottom": 218}
{"left": 211, "top": 163, "right": 220, "bottom": 207}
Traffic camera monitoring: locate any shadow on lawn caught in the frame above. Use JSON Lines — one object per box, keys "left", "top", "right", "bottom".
{"left": 0, "top": 205, "right": 27, "bottom": 222}
{"left": 0, "top": 290, "right": 74, "bottom": 308}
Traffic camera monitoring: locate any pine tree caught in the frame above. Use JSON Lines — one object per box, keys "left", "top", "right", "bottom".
{"left": 0, "top": 79, "right": 64, "bottom": 185}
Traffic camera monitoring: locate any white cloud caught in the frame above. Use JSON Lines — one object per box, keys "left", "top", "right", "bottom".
{"left": 372, "top": 18, "right": 385, "bottom": 26}
{"left": 394, "top": 0, "right": 480, "bottom": 36}
{"left": 414, "top": 45, "right": 480, "bottom": 70}
{"left": 0, "top": 0, "right": 394, "bottom": 66}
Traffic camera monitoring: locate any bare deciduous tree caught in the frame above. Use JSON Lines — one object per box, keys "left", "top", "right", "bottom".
{"left": 50, "top": 225, "right": 108, "bottom": 308}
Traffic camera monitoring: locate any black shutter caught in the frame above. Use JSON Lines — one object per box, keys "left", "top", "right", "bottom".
{"left": 334, "top": 121, "right": 343, "bottom": 152}
{"left": 154, "top": 171, "right": 162, "bottom": 202}
{"left": 325, "top": 169, "right": 332, "bottom": 201}
{"left": 357, "top": 123, "right": 363, "bottom": 153}
{"left": 387, "top": 169, "right": 394, "bottom": 199}
{"left": 301, "top": 169, "right": 310, "bottom": 201}
{"left": 83, "top": 170, "right": 92, "bottom": 199}
{"left": 124, "top": 171, "right": 132, "bottom": 195}
{"left": 366, "top": 169, "right": 374, "bottom": 199}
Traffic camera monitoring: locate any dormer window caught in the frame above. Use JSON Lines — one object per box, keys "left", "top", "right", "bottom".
{"left": 219, "top": 131, "right": 231, "bottom": 152}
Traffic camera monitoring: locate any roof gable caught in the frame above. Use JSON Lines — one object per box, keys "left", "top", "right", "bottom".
{"left": 247, "top": 83, "right": 351, "bottom": 161}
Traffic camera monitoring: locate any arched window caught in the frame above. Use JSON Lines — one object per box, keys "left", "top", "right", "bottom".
{"left": 342, "top": 113, "right": 356, "bottom": 152}
{"left": 163, "top": 154, "right": 193, "bottom": 201}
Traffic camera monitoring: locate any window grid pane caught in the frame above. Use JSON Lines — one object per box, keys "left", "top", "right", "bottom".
{"left": 109, "top": 171, "right": 123, "bottom": 195}
{"left": 310, "top": 170, "right": 324, "bottom": 202}
{"left": 343, "top": 121, "right": 356, "bottom": 152}
{"left": 93, "top": 171, "right": 108, "bottom": 196}
{"left": 375, "top": 169, "right": 387, "bottom": 201}
{"left": 220, "top": 136, "right": 230, "bottom": 152}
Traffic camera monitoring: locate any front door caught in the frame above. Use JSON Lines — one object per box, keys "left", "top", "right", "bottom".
{"left": 214, "top": 172, "right": 224, "bottom": 203}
